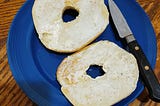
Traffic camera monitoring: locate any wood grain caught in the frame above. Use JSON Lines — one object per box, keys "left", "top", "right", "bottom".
{"left": 0, "top": 0, "right": 160, "bottom": 106}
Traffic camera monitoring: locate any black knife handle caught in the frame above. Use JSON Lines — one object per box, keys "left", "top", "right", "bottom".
{"left": 128, "top": 40, "right": 160, "bottom": 102}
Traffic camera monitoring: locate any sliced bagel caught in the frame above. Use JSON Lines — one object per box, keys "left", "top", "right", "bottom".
{"left": 57, "top": 40, "right": 139, "bottom": 106}
{"left": 32, "top": 0, "right": 109, "bottom": 53}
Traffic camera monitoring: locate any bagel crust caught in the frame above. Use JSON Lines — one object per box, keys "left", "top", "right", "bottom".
{"left": 32, "top": 0, "right": 109, "bottom": 53}
{"left": 57, "top": 41, "right": 139, "bottom": 106}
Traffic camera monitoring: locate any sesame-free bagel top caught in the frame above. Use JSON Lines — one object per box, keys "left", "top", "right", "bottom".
{"left": 32, "top": 0, "right": 109, "bottom": 53}
{"left": 57, "top": 41, "right": 139, "bottom": 106}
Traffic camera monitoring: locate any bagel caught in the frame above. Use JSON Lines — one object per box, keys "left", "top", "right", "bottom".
{"left": 32, "top": 0, "right": 109, "bottom": 53}
{"left": 57, "top": 41, "right": 139, "bottom": 106}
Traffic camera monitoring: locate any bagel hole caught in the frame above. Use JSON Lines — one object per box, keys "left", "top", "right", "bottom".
{"left": 62, "top": 7, "right": 79, "bottom": 22}
{"left": 86, "top": 65, "right": 105, "bottom": 79}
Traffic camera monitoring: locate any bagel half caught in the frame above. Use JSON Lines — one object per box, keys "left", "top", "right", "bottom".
{"left": 57, "top": 41, "right": 139, "bottom": 106}
{"left": 32, "top": 0, "right": 109, "bottom": 53}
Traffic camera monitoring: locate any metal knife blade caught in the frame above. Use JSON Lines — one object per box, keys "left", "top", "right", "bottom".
{"left": 108, "top": 0, "right": 132, "bottom": 38}
{"left": 108, "top": 0, "right": 160, "bottom": 102}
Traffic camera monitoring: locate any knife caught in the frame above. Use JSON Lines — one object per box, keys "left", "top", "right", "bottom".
{"left": 108, "top": 0, "right": 160, "bottom": 102}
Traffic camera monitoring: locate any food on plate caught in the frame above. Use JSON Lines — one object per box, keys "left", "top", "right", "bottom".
{"left": 57, "top": 40, "right": 139, "bottom": 106}
{"left": 32, "top": 0, "right": 109, "bottom": 53}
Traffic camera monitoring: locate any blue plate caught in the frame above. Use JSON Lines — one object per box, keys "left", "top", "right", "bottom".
{"left": 7, "top": 0, "right": 157, "bottom": 106}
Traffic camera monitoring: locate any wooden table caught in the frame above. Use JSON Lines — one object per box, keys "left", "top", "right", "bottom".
{"left": 0, "top": 0, "right": 160, "bottom": 106}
